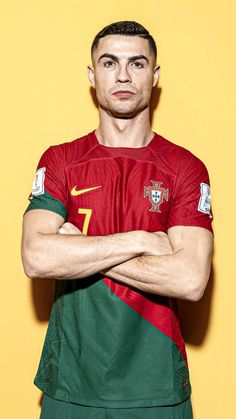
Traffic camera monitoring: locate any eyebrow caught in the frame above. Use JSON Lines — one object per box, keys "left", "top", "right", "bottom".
{"left": 98, "top": 53, "right": 149, "bottom": 64}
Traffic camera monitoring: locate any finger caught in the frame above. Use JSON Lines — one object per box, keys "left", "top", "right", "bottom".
{"left": 58, "top": 223, "right": 82, "bottom": 235}
{"left": 63, "top": 222, "right": 81, "bottom": 232}
{"left": 154, "top": 231, "right": 167, "bottom": 236}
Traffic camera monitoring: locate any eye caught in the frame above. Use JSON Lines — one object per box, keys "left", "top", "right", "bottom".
{"left": 131, "top": 61, "right": 145, "bottom": 69}
{"left": 104, "top": 60, "right": 115, "bottom": 67}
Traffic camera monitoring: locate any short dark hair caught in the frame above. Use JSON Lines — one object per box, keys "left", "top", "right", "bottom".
{"left": 91, "top": 21, "right": 157, "bottom": 60}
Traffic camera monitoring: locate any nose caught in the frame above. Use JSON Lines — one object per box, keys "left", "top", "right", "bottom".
{"left": 116, "top": 63, "right": 132, "bottom": 83}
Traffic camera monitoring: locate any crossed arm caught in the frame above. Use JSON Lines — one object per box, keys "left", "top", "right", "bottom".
{"left": 21, "top": 209, "right": 213, "bottom": 301}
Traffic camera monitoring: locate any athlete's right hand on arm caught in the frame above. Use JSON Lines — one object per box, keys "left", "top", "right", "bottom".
{"left": 58, "top": 222, "right": 82, "bottom": 236}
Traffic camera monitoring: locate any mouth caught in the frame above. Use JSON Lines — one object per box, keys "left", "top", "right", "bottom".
{"left": 112, "top": 90, "right": 135, "bottom": 99}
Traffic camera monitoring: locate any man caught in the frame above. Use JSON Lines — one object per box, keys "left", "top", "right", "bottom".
{"left": 22, "top": 21, "right": 213, "bottom": 419}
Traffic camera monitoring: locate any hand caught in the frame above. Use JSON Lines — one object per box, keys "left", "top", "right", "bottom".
{"left": 101, "top": 231, "right": 173, "bottom": 278}
{"left": 58, "top": 222, "right": 82, "bottom": 235}
{"left": 141, "top": 231, "right": 173, "bottom": 256}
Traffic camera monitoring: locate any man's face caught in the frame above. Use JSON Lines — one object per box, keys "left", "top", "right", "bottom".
{"left": 88, "top": 35, "right": 159, "bottom": 118}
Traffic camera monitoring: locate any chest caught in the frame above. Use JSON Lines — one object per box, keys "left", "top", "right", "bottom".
{"left": 65, "top": 157, "right": 174, "bottom": 235}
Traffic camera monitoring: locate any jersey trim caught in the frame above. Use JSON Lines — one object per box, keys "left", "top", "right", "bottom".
{"left": 25, "top": 191, "right": 67, "bottom": 220}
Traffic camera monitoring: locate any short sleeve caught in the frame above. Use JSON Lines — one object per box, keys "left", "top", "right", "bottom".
{"left": 167, "top": 150, "right": 213, "bottom": 233}
{"left": 25, "top": 145, "right": 68, "bottom": 220}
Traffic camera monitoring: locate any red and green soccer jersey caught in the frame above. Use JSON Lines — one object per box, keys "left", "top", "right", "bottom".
{"left": 26, "top": 130, "right": 213, "bottom": 408}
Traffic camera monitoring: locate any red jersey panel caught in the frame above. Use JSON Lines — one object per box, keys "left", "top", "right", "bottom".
{"left": 29, "top": 130, "right": 213, "bottom": 235}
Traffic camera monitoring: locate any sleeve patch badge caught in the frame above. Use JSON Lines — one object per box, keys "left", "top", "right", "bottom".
{"left": 32, "top": 167, "right": 46, "bottom": 196}
{"left": 198, "top": 182, "right": 211, "bottom": 215}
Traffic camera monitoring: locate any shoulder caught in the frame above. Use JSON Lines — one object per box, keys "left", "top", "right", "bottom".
{"left": 152, "top": 132, "right": 208, "bottom": 173}
{"left": 40, "top": 130, "right": 96, "bottom": 168}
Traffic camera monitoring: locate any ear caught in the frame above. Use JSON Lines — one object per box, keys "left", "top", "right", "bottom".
{"left": 87, "top": 65, "right": 95, "bottom": 88}
{"left": 153, "top": 65, "right": 160, "bottom": 87}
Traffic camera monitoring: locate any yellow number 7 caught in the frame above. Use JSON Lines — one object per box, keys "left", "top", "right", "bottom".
{"left": 78, "top": 208, "right": 92, "bottom": 235}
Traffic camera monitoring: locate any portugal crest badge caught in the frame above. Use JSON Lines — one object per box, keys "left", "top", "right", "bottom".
{"left": 144, "top": 180, "right": 169, "bottom": 213}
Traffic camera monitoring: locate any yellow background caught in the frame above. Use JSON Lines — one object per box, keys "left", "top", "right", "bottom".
{"left": 0, "top": 1, "right": 235, "bottom": 418}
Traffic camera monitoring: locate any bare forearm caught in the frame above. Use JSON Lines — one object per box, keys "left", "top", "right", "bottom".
{"left": 22, "top": 231, "right": 145, "bottom": 280}
{"left": 103, "top": 252, "right": 187, "bottom": 298}
{"left": 103, "top": 247, "right": 212, "bottom": 301}
{"left": 22, "top": 210, "right": 173, "bottom": 281}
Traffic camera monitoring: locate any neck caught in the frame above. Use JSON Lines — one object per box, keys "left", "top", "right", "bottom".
{"left": 95, "top": 107, "right": 154, "bottom": 148}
